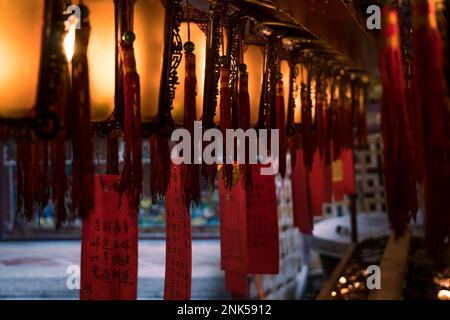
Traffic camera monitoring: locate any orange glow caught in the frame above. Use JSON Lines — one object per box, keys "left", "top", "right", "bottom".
{"left": 172, "top": 23, "right": 207, "bottom": 124}
{"left": 280, "top": 60, "right": 290, "bottom": 123}
{"left": 135, "top": 0, "right": 165, "bottom": 122}
{"left": 86, "top": 0, "right": 115, "bottom": 121}
{"left": 0, "top": 1, "right": 43, "bottom": 118}
{"left": 64, "top": 17, "right": 77, "bottom": 63}
{"left": 294, "top": 64, "right": 302, "bottom": 124}
{"left": 244, "top": 45, "right": 265, "bottom": 126}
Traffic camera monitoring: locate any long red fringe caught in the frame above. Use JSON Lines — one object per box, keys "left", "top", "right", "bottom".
{"left": 301, "top": 82, "right": 316, "bottom": 170}
{"left": 276, "top": 78, "right": 287, "bottom": 178}
{"left": 412, "top": 0, "right": 450, "bottom": 261}
{"left": 220, "top": 66, "right": 233, "bottom": 189}
{"left": 238, "top": 68, "right": 252, "bottom": 188}
{"left": 119, "top": 42, "right": 142, "bottom": 213}
{"left": 71, "top": 16, "right": 94, "bottom": 217}
{"left": 182, "top": 50, "right": 201, "bottom": 208}
{"left": 150, "top": 134, "right": 171, "bottom": 204}
{"left": 380, "top": 7, "right": 418, "bottom": 237}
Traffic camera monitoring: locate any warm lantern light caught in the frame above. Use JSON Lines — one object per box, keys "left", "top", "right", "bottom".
{"left": 85, "top": 0, "right": 115, "bottom": 121}
{"left": 0, "top": 1, "right": 44, "bottom": 118}
{"left": 243, "top": 44, "right": 265, "bottom": 126}
{"left": 172, "top": 22, "right": 207, "bottom": 123}
{"left": 64, "top": 16, "right": 77, "bottom": 63}
{"left": 135, "top": 0, "right": 165, "bottom": 122}
{"left": 280, "top": 60, "right": 290, "bottom": 122}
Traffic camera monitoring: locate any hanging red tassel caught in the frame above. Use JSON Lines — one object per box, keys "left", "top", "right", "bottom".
{"left": 150, "top": 134, "right": 171, "bottom": 203}
{"left": 412, "top": 0, "right": 450, "bottom": 261}
{"left": 119, "top": 32, "right": 142, "bottom": 212}
{"left": 181, "top": 41, "right": 200, "bottom": 208}
{"left": 238, "top": 64, "right": 252, "bottom": 188}
{"left": 220, "top": 64, "right": 233, "bottom": 189}
{"left": 275, "top": 73, "right": 287, "bottom": 178}
{"left": 380, "top": 7, "right": 418, "bottom": 237}
{"left": 71, "top": 5, "right": 94, "bottom": 217}
{"left": 301, "top": 81, "right": 316, "bottom": 170}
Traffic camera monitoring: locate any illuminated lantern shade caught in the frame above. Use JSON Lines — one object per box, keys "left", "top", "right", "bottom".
{"left": 243, "top": 44, "right": 265, "bottom": 127}
{"left": 0, "top": 1, "right": 44, "bottom": 118}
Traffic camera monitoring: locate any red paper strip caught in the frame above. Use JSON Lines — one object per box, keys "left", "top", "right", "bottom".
{"left": 332, "top": 149, "right": 356, "bottom": 201}
{"left": 219, "top": 167, "right": 248, "bottom": 275}
{"left": 291, "top": 150, "right": 313, "bottom": 234}
{"left": 309, "top": 152, "right": 332, "bottom": 216}
{"left": 225, "top": 271, "right": 248, "bottom": 298}
{"left": 80, "top": 175, "right": 138, "bottom": 300}
{"left": 164, "top": 164, "right": 192, "bottom": 300}
{"left": 246, "top": 165, "right": 279, "bottom": 274}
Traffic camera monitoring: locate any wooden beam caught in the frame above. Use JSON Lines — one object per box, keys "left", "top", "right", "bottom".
{"left": 316, "top": 244, "right": 357, "bottom": 300}
{"left": 368, "top": 231, "right": 411, "bottom": 300}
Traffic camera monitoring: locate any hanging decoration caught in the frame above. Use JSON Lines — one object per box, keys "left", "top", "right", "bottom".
{"left": 181, "top": 2, "right": 201, "bottom": 208}
{"left": 275, "top": 71, "right": 287, "bottom": 178}
{"left": 80, "top": 175, "right": 138, "bottom": 300}
{"left": 164, "top": 164, "right": 192, "bottom": 300}
{"left": 70, "top": 3, "right": 94, "bottom": 217}
{"left": 411, "top": 0, "right": 450, "bottom": 260}
{"left": 118, "top": 1, "right": 142, "bottom": 212}
{"left": 380, "top": 6, "right": 418, "bottom": 237}
{"left": 151, "top": 0, "right": 183, "bottom": 203}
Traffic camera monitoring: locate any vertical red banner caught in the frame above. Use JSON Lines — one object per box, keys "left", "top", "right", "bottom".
{"left": 164, "top": 164, "right": 192, "bottom": 300}
{"left": 332, "top": 149, "right": 356, "bottom": 201}
{"left": 219, "top": 166, "right": 248, "bottom": 297}
{"left": 246, "top": 165, "right": 279, "bottom": 274}
{"left": 291, "top": 150, "right": 313, "bottom": 234}
{"left": 80, "top": 175, "right": 138, "bottom": 300}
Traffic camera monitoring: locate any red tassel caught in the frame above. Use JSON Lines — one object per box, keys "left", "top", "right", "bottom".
{"left": 150, "top": 134, "right": 171, "bottom": 204}
{"left": 71, "top": 11, "right": 94, "bottom": 217}
{"left": 301, "top": 82, "right": 316, "bottom": 170}
{"left": 238, "top": 66, "right": 252, "bottom": 188}
{"left": 220, "top": 66, "right": 233, "bottom": 189}
{"left": 181, "top": 47, "right": 201, "bottom": 208}
{"left": 380, "top": 7, "right": 418, "bottom": 237}
{"left": 412, "top": 0, "right": 450, "bottom": 261}
{"left": 119, "top": 40, "right": 142, "bottom": 212}
{"left": 276, "top": 77, "right": 287, "bottom": 178}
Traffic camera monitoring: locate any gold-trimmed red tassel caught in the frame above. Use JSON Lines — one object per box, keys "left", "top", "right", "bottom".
{"left": 301, "top": 81, "right": 316, "bottom": 170}
{"left": 71, "top": 5, "right": 94, "bottom": 217}
{"left": 181, "top": 41, "right": 201, "bottom": 208}
{"left": 412, "top": 0, "right": 450, "bottom": 261}
{"left": 380, "top": 7, "right": 418, "bottom": 237}
{"left": 119, "top": 33, "right": 142, "bottom": 213}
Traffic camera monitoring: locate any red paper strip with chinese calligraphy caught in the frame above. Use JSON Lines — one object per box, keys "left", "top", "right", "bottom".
{"left": 246, "top": 165, "right": 279, "bottom": 274}
{"left": 164, "top": 164, "right": 192, "bottom": 300}
{"left": 80, "top": 175, "right": 138, "bottom": 300}
{"left": 291, "top": 150, "right": 313, "bottom": 234}
{"left": 332, "top": 149, "right": 356, "bottom": 202}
